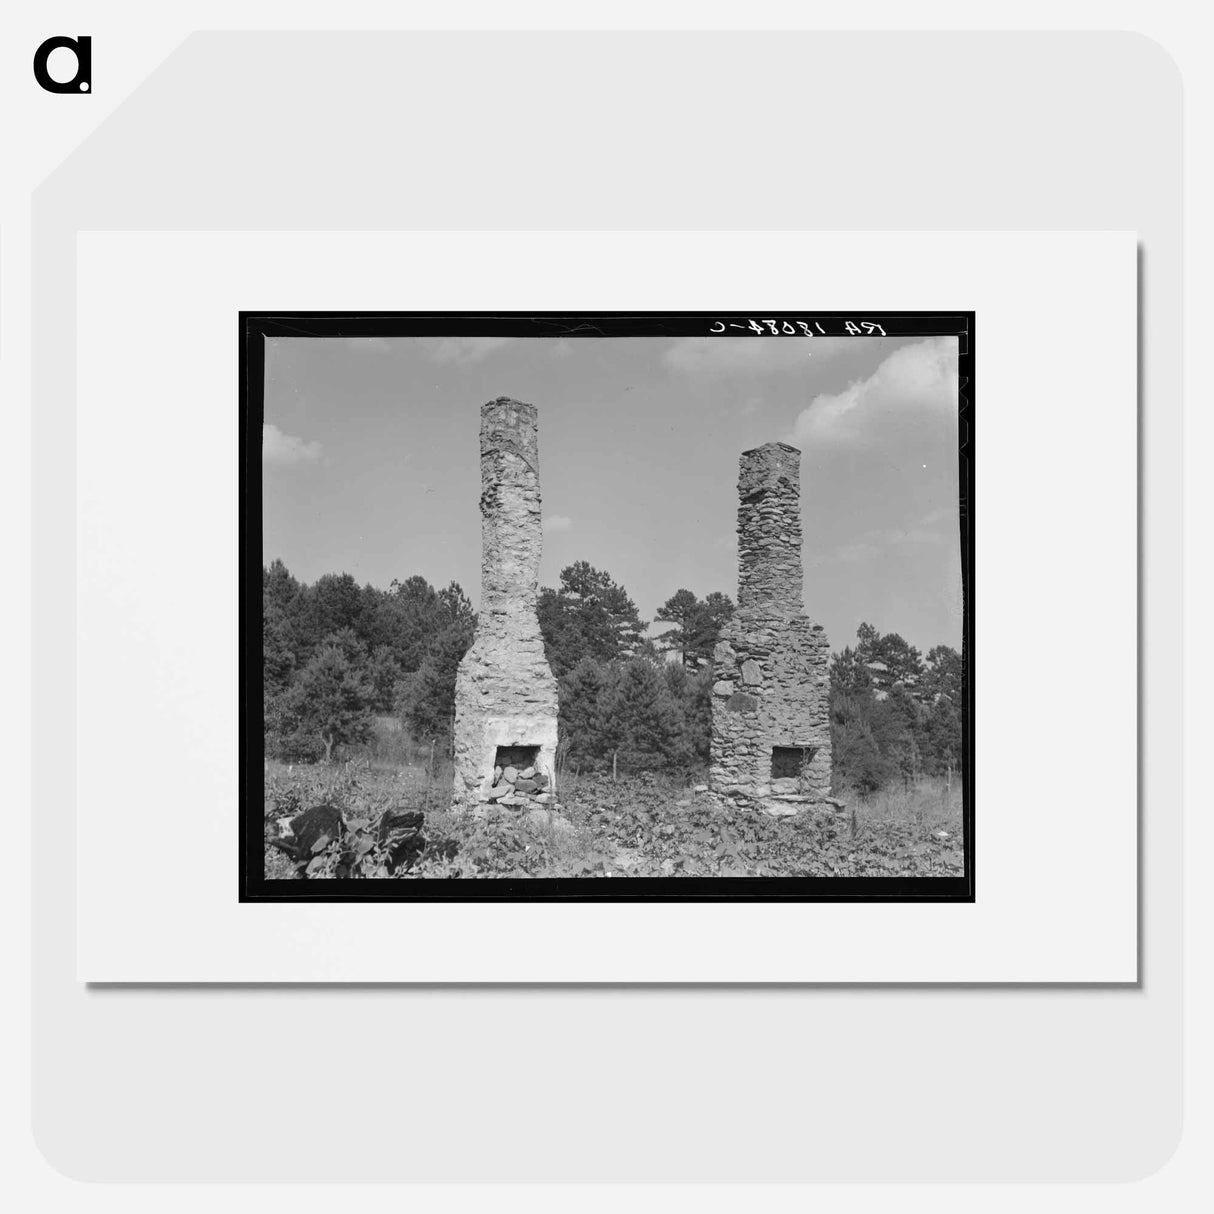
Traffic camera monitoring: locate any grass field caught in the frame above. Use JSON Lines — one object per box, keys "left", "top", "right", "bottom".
{"left": 263, "top": 759, "right": 965, "bottom": 881}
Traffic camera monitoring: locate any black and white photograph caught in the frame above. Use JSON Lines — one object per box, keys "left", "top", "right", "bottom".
{"left": 242, "top": 312, "right": 973, "bottom": 900}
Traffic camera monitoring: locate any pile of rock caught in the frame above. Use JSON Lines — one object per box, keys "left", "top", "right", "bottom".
{"left": 485, "top": 763, "right": 557, "bottom": 810}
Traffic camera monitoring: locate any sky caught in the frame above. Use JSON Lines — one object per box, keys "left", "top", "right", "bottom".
{"left": 262, "top": 333, "right": 963, "bottom": 657}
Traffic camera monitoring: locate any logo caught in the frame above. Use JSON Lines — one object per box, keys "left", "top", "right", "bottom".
{"left": 33, "top": 35, "right": 91, "bottom": 93}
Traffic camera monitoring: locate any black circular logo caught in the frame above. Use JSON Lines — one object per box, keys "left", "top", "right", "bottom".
{"left": 33, "top": 35, "right": 91, "bottom": 94}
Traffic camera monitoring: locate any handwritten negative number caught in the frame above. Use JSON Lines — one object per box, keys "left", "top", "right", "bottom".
{"left": 707, "top": 319, "right": 887, "bottom": 336}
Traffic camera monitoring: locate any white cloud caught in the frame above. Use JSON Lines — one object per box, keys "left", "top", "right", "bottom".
{"left": 263, "top": 423, "right": 321, "bottom": 467}
{"left": 543, "top": 514, "right": 573, "bottom": 534}
{"left": 788, "top": 337, "right": 958, "bottom": 447}
{"left": 428, "top": 336, "right": 511, "bottom": 364}
{"left": 663, "top": 336, "right": 854, "bottom": 375}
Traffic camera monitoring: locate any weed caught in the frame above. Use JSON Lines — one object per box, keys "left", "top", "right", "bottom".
{"left": 262, "top": 765, "right": 965, "bottom": 881}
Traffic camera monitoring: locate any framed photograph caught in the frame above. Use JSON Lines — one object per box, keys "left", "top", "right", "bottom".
{"left": 242, "top": 311, "right": 974, "bottom": 902}
{"left": 75, "top": 229, "right": 1134, "bottom": 982}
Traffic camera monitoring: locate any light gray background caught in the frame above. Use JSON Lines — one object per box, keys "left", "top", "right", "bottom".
{"left": 32, "top": 32, "right": 1180, "bottom": 1180}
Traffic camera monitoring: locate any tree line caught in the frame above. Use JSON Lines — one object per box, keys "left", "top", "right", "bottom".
{"left": 263, "top": 560, "right": 475, "bottom": 763}
{"left": 829, "top": 622, "right": 964, "bottom": 793}
{"left": 263, "top": 559, "right": 963, "bottom": 792}
{"left": 261, "top": 558, "right": 725, "bottom": 773}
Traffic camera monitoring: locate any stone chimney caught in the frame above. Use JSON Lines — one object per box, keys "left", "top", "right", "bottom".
{"left": 736, "top": 442, "right": 804, "bottom": 614}
{"left": 476, "top": 397, "right": 545, "bottom": 627}
{"left": 709, "top": 441, "right": 834, "bottom": 813}
{"left": 451, "top": 398, "right": 560, "bottom": 810}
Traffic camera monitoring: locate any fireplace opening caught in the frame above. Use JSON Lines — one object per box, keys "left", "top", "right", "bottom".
{"left": 771, "top": 746, "right": 818, "bottom": 779}
{"left": 494, "top": 744, "right": 541, "bottom": 774}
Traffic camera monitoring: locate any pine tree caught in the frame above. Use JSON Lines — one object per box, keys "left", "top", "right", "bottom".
{"left": 600, "top": 658, "right": 693, "bottom": 774}
{"left": 924, "top": 693, "right": 962, "bottom": 775}
{"left": 922, "top": 644, "right": 963, "bottom": 705}
{"left": 829, "top": 688, "right": 897, "bottom": 795}
{"left": 830, "top": 625, "right": 963, "bottom": 791}
{"left": 662, "top": 662, "right": 714, "bottom": 766}
{"left": 538, "top": 562, "right": 647, "bottom": 677}
{"left": 829, "top": 645, "right": 873, "bottom": 697}
{"left": 322, "top": 626, "right": 368, "bottom": 668}
{"left": 366, "top": 645, "right": 402, "bottom": 713}
{"left": 289, "top": 644, "right": 375, "bottom": 762}
{"left": 263, "top": 558, "right": 300, "bottom": 614}
{"left": 655, "top": 589, "right": 735, "bottom": 668}
{"left": 558, "top": 657, "right": 612, "bottom": 770}
{"left": 396, "top": 618, "right": 474, "bottom": 744}
{"left": 263, "top": 603, "right": 296, "bottom": 693}
{"left": 654, "top": 589, "right": 700, "bottom": 666}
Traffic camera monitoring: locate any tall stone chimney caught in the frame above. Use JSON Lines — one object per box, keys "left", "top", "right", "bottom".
{"left": 452, "top": 398, "right": 560, "bottom": 809}
{"left": 709, "top": 442, "right": 833, "bottom": 813}
{"left": 736, "top": 442, "right": 804, "bottom": 613}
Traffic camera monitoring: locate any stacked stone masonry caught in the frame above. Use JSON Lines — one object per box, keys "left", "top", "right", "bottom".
{"left": 710, "top": 442, "right": 835, "bottom": 816}
{"left": 452, "top": 398, "right": 560, "bottom": 810}
{"left": 483, "top": 760, "right": 556, "bottom": 809}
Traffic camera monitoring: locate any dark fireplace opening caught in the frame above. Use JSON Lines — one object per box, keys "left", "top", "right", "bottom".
{"left": 494, "top": 744, "right": 540, "bottom": 773}
{"left": 771, "top": 746, "right": 818, "bottom": 779}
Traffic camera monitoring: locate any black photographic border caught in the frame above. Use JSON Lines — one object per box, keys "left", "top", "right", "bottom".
{"left": 240, "top": 311, "right": 974, "bottom": 902}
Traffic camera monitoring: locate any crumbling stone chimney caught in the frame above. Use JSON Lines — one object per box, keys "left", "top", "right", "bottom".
{"left": 452, "top": 398, "right": 560, "bottom": 811}
{"left": 709, "top": 442, "right": 834, "bottom": 813}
